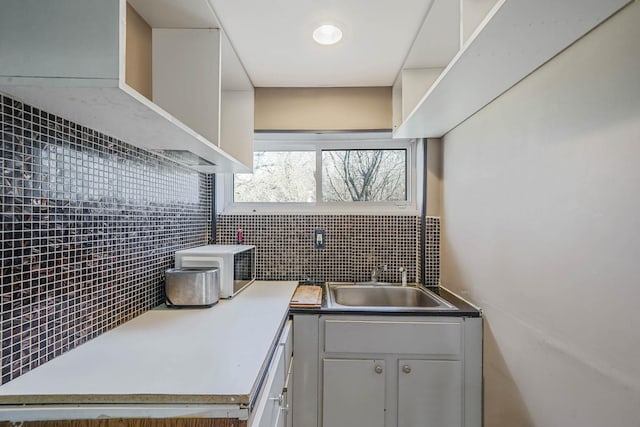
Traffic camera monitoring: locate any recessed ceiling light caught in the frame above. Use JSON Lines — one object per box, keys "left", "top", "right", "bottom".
{"left": 313, "top": 24, "right": 343, "bottom": 45}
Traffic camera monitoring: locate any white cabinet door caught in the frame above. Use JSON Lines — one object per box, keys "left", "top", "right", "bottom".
{"left": 322, "top": 359, "right": 386, "bottom": 427}
{"left": 250, "top": 322, "right": 292, "bottom": 427}
{"left": 398, "top": 360, "right": 462, "bottom": 427}
{"left": 284, "top": 357, "right": 293, "bottom": 427}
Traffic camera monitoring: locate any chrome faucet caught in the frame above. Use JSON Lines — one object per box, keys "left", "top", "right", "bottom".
{"left": 370, "top": 264, "right": 388, "bottom": 283}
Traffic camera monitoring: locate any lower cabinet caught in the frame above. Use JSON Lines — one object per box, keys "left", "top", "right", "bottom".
{"left": 322, "top": 358, "right": 462, "bottom": 427}
{"left": 322, "top": 359, "right": 386, "bottom": 427}
{"left": 292, "top": 315, "right": 482, "bottom": 427}
{"left": 397, "top": 359, "right": 462, "bottom": 427}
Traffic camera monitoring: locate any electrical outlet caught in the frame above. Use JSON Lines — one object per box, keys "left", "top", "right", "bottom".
{"left": 314, "top": 229, "right": 326, "bottom": 249}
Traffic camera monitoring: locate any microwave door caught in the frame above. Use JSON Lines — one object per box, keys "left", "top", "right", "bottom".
{"left": 233, "top": 250, "right": 255, "bottom": 293}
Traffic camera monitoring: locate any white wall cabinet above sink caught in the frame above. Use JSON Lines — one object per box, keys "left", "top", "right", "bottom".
{"left": 0, "top": 0, "right": 253, "bottom": 173}
{"left": 393, "top": 0, "right": 632, "bottom": 139}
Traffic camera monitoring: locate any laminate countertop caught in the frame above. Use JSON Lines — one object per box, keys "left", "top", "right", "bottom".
{"left": 0, "top": 281, "right": 298, "bottom": 407}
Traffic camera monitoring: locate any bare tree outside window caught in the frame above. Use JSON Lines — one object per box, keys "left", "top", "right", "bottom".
{"left": 322, "top": 149, "right": 406, "bottom": 202}
{"left": 234, "top": 151, "right": 316, "bottom": 202}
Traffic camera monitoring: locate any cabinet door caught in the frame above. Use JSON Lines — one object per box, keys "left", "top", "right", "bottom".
{"left": 284, "top": 357, "right": 294, "bottom": 427}
{"left": 322, "top": 359, "right": 385, "bottom": 427}
{"left": 398, "top": 360, "right": 462, "bottom": 427}
{"left": 250, "top": 340, "right": 287, "bottom": 427}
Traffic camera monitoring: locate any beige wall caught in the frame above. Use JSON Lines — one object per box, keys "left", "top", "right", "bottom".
{"left": 254, "top": 87, "right": 391, "bottom": 131}
{"left": 126, "top": 2, "right": 152, "bottom": 100}
{"left": 426, "top": 138, "right": 442, "bottom": 216}
{"left": 440, "top": 2, "right": 640, "bottom": 426}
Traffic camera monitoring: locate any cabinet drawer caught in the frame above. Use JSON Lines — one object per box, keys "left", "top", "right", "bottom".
{"left": 324, "top": 319, "right": 461, "bottom": 355}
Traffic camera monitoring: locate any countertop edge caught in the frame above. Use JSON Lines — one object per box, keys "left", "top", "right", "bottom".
{"left": 0, "top": 393, "right": 251, "bottom": 406}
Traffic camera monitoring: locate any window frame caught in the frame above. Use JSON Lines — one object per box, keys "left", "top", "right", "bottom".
{"left": 218, "top": 132, "right": 420, "bottom": 215}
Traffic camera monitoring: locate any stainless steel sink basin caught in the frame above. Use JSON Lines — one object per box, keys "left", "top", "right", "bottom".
{"left": 325, "top": 283, "right": 456, "bottom": 311}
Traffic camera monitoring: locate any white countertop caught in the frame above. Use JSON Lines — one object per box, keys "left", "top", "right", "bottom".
{"left": 0, "top": 281, "right": 298, "bottom": 405}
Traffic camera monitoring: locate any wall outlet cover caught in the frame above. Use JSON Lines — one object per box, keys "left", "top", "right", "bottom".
{"left": 314, "top": 229, "right": 326, "bottom": 249}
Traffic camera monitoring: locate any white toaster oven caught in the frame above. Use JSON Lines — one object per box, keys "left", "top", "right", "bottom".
{"left": 174, "top": 245, "right": 256, "bottom": 298}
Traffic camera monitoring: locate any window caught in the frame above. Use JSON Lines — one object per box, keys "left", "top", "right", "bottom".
{"left": 322, "top": 149, "right": 406, "bottom": 202}
{"left": 234, "top": 151, "right": 316, "bottom": 202}
{"left": 221, "top": 132, "right": 418, "bottom": 214}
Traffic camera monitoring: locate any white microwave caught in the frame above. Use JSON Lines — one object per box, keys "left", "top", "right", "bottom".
{"left": 174, "top": 245, "right": 256, "bottom": 298}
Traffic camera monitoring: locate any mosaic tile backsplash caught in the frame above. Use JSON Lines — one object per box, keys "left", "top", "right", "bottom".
{"left": 0, "top": 94, "right": 211, "bottom": 385}
{"left": 217, "top": 215, "right": 440, "bottom": 285}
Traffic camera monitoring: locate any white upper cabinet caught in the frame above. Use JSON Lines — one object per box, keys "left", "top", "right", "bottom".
{"left": 391, "top": 0, "right": 460, "bottom": 132}
{"left": 393, "top": 0, "right": 632, "bottom": 139}
{"left": 220, "top": 32, "right": 255, "bottom": 170}
{"left": 0, "top": 0, "right": 253, "bottom": 173}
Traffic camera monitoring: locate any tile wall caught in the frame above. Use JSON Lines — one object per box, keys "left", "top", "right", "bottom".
{"left": 0, "top": 95, "right": 443, "bottom": 385}
{"left": 0, "top": 94, "right": 211, "bottom": 385}
{"left": 216, "top": 215, "right": 440, "bottom": 285}
{"left": 423, "top": 216, "right": 440, "bottom": 285}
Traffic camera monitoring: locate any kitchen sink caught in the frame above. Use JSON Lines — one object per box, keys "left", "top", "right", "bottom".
{"left": 325, "top": 283, "right": 456, "bottom": 311}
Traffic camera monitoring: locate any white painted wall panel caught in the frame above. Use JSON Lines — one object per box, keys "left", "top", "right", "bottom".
{"left": 220, "top": 90, "right": 254, "bottom": 169}
{"left": 441, "top": 3, "right": 640, "bottom": 426}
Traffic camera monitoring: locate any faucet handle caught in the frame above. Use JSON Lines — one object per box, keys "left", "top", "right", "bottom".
{"left": 399, "top": 267, "right": 407, "bottom": 286}
{"left": 370, "top": 264, "right": 389, "bottom": 283}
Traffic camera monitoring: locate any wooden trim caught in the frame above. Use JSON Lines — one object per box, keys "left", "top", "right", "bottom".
{"left": 5, "top": 418, "right": 247, "bottom": 427}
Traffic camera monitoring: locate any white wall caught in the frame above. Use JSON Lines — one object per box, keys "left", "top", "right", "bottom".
{"left": 440, "top": 2, "right": 640, "bottom": 426}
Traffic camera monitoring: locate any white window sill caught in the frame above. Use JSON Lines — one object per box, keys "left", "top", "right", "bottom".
{"left": 219, "top": 204, "right": 420, "bottom": 216}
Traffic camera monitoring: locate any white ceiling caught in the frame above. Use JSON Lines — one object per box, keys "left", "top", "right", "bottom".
{"left": 130, "top": 0, "right": 464, "bottom": 88}
{"left": 208, "top": 0, "right": 460, "bottom": 87}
